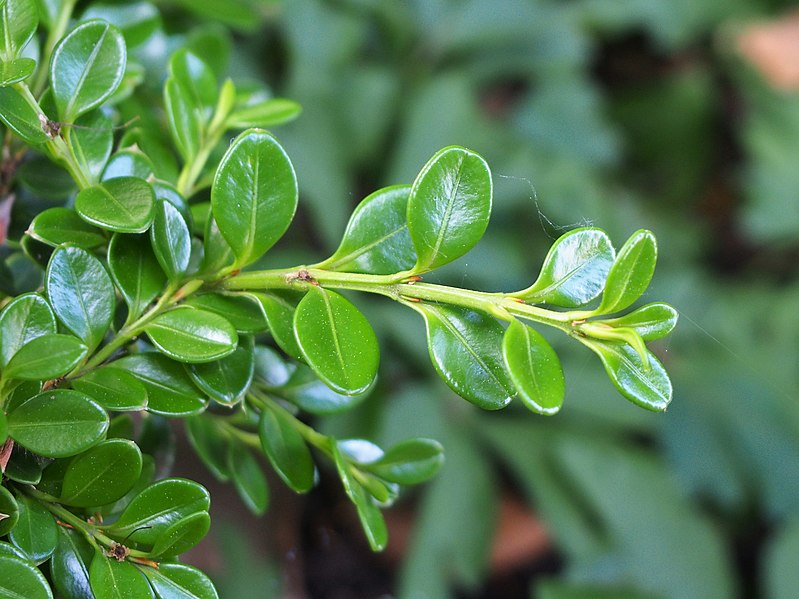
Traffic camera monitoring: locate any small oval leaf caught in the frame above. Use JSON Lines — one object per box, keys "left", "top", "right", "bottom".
{"left": 596, "top": 229, "right": 658, "bottom": 315}
{"left": 293, "top": 287, "right": 379, "bottom": 395}
{"left": 59, "top": 439, "right": 143, "bottom": 507}
{"left": 259, "top": 406, "right": 315, "bottom": 493}
{"left": 0, "top": 293, "right": 56, "bottom": 368}
{"left": 27, "top": 207, "right": 106, "bottom": 249}
{"left": 8, "top": 494, "right": 58, "bottom": 564}
{"left": 4, "top": 334, "right": 87, "bottom": 381}
{"left": 71, "top": 367, "right": 148, "bottom": 412}
{"left": 150, "top": 200, "right": 191, "bottom": 282}
{"left": 0, "top": 86, "right": 49, "bottom": 144}
{"left": 75, "top": 177, "right": 155, "bottom": 233}
{"left": 187, "top": 336, "right": 254, "bottom": 405}
{"left": 150, "top": 511, "right": 210, "bottom": 558}
{"left": 407, "top": 146, "right": 492, "bottom": 273}
{"left": 227, "top": 442, "right": 269, "bottom": 515}
{"left": 142, "top": 562, "right": 219, "bottom": 599}
{"left": 0, "top": 553, "right": 53, "bottom": 599}
{"left": 89, "top": 553, "right": 153, "bottom": 599}
{"left": 364, "top": 438, "right": 445, "bottom": 486}
{"left": 502, "top": 320, "right": 564, "bottom": 415}
{"left": 601, "top": 302, "right": 678, "bottom": 341}
{"left": 107, "top": 233, "right": 165, "bottom": 320}
{"left": 211, "top": 129, "right": 298, "bottom": 267}
{"left": 51, "top": 527, "right": 93, "bottom": 599}
{"left": 145, "top": 307, "right": 238, "bottom": 363}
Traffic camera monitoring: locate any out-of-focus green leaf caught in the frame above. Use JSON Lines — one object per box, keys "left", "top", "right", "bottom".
{"left": 227, "top": 441, "right": 269, "bottom": 515}
{"left": 259, "top": 405, "right": 315, "bottom": 493}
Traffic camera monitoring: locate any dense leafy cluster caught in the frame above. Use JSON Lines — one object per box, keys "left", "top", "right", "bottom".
{"left": 0, "top": 1, "right": 677, "bottom": 597}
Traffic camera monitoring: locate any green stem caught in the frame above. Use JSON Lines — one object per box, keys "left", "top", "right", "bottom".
{"left": 249, "top": 392, "right": 333, "bottom": 455}
{"left": 219, "top": 267, "right": 575, "bottom": 333}
{"left": 22, "top": 486, "right": 149, "bottom": 558}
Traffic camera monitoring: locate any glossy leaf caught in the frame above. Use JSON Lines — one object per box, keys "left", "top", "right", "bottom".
{"left": 275, "top": 363, "right": 368, "bottom": 415}
{"left": 142, "top": 562, "right": 218, "bottom": 599}
{"left": 364, "top": 438, "right": 445, "bottom": 485}
{"left": 150, "top": 200, "right": 190, "bottom": 281}
{"left": 104, "top": 478, "right": 210, "bottom": 546}
{"left": 259, "top": 406, "right": 315, "bottom": 493}
{"left": 502, "top": 319, "right": 565, "bottom": 415}
{"left": 3, "top": 445, "right": 44, "bottom": 484}
{"left": 170, "top": 49, "right": 216, "bottom": 116}
{"left": 89, "top": 554, "right": 153, "bottom": 599}
{"left": 145, "top": 307, "right": 238, "bottom": 363}
{"left": 294, "top": 287, "right": 379, "bottom": 395}
{"left": 71, "top": 367, "right": 148, "bottom": 411}
{"left": 27, "top": 208, "right": 106, "bottom": 249}
{"left": 114, "top": 353, "right": 206, "bottom": 417}
{"left": 211, "top": 129, "right": 298, "bottom": 267}
{"left": 107, "top": 233, "right": 165, "bottom": 319}
{"left": 227, "top": 97, "right": 300, "bottom": 129}
{"left": 7, "top": 389, "right": 108, "bottom": 457}
{"left": 164, "top": 77, "right": 200, "bottom": 163}
{"left": 101, "top": 149, "right": 154, "bottom": 181}
{"left": 184, "top": 293, "right": 268, "bottom": 333}
{"left": 252, "top": 291, "right": 303, "bottom": 360}
{"left": 416, "top": 304, "right": 514, "bottom": 410}
{"left": 320, "top": 185, "right": 417, "bottom": 274}
{"left": 187, "top": 336, "right": 254, "bottom": 405}
{"left": 516, "top": 228, "right": 615, "bottom": 307}
{"left": 8, "top": 494, "right": 58, "bottom": 563}
{"left": 50, "top": 20, "right": 126, "bottom": 122}
{"left": 199, "top": 214, "right": 234, "bottom": 275}
{"left": 0, "top": 484, "right": 18, "bottom": 536}
{"left": 602, "top": 302, "right": 679, "bottom": 341}
{"left": 51, "top": 527, "right": 94, "bottom": 599}
{"left": 0, "top": 86, "right": 48, "bottom": 144}
{"left": 46, "top": 246, "right": 115, "bottom": 350}
{"left": 586, "top": 339, "right": 672, "bottom": 411}
{"left": 4, "top": 333, "right": 87, "bottom": 380}
{"left": 596, "top": 229, "right": 658, "bottom": 315}
{"left": 228, "top": 441, "right": 269, "bottom": 515}
{"left": 186, "top": 415, "right": 230, "bottom": 481}
{"left": 332, "top": 443, "right": 387, "bottom": 551}
{"left": 407, "top": 146, "right": 492, "bottom": 272}
{"left": 0, "top": 553, "right": 53, "bottom": 599}
{"left": 69, "top": 109, "right": 114, "bottom": 183}
{"left": 75, "top": 177, "right": 155, "bottom": 233}
{"left": 0, "top": 0, "right": 37, "bottom": 60}
{"left": 0, "top": 293, "right": 56, "bottom": 368}
{"left": 59, "top": 439, "right": 142, "bottom": 507}
{"left": 150, "top": 511, "right": 210, "bottom": 557}
{"left": 0, "top": 57, "right": 35, "bottom": 84}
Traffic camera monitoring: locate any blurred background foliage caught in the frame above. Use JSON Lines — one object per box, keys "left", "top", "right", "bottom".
{"left": 40, "top": 0, "right": 799, "bottom": 597}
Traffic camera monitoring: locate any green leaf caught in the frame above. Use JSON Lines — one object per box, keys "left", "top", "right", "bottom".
{"left": 104, "top": 478, "right": 210, "bottom": 546}
{"left": 169, "top": 49, "right": 216, "bottom": 118}
{"left": 3, "top": 445, "right": 44, "bottom": 485}
{"left": 71, "top": 367, "right": 148, "bottom": 411}
{"left": 187, "top": 336, "right": 254, "bottom": 405}
{"left": 407, "top": 146, "right": 492, "bottom": 273}
{"left": 150, "top": 511, "right": 210, "bottom": 557}
{"left": 601, "top": 302, "right": 679, "bottom": 341}
{"left": 186, "top": 415, "right": 230, "bottom": 481}
{"left": 0, "top": 57, "right": 35, "bottom": 85}
{"left": 259, "top": 406, "right": 315, "bottom": 493}
{"left": 320, "top": 185, "right": 416, "bottom": 275}
{"left": 0, "top": 553, "right": 53, "bottom": 599}
{"left": 150, "top": 200, "right": 191, "bottom": 282}
{"left": 0, "top": 0, "right": 38, "bottom": 60}
{"left": 0, "top": 293, "right": 56, "bottom": 368}
{"left": 273, "top": 363, "right": 368, "bottom": 415}
{"left": 75, "top": 177, "right": 155, "bottom": 233}
{"left": 515, "top": 228, "right": 615, "bottom": 307}
{"left": 184, "top": 293, "right": 268, "bottom": 333}
{"left": 51, "top": 527, "right": 93, "bottom": 599}
{"left": 142, "top": 562, "right": 219, "bottom": 599}
{"left": 228, "top": 441, "right": 269, "bottom": 515}
{"left": 199, "top": 214, "right": 234, "bottom": 275}
{"left": 0, "top": 409, "right": 5, "bottom": 443}
{"left": 226, "top": 97, "right": 300, "bottom": 129}
{"left": 0, "top": 484, "right": 19, "bottom": 536}
{"left": 0, "top": 86, "right": 48, "bottom": 144}
{"left": 107, "top": 233, "right": 165, "bottom": 319}
{"left": 46, "top": 246, "right": 115, "bottom": 351}
{"left": 7, "top": 389, "right": 108, "bottom": 457}
{"left": 59, "top": 439, "right": 142, "bottom": 507}
{"left": 3, "top": 334, "right": 87, "bottom": 381}
{"left": 293, "top": 287, "right": 379, "bottom": 395}
{"left": 765, "top": 518, "right": 799, "bottom": 599}
{"left": 596, "top": 229, "right": 658, "bottom": 315}
{"left": 102, "top": 149, "right": 155, "bottom": 181}
{"left": 211, "top": 129, "right": 298, "bottom": 267}
{"left": 332, "top": 443, "right": 387, "bottom": 551}
{"left": 145, "top": 307, "right": 238, "bottom": 363}
{"left": 9, "top": 493, "right": 58, "bottom": 563}
{"left": 163, "top": 77, "right": 200, "bottom": 163}
{"left": 114, "top": 353, "right": 206, "bottom": 417}
{"left": 364, "top": 438, "right": 445, "bottom": 485}
{"left": 502, "top": 320, "right": 564, "bottom": 415}
{"left": 251, "top": 291, "right": 302, "bottom": 360}
{"left": 27, "top": 208, "right": 106, "bottom": 249}
{"left": 89, "top": 553, "right": 153, "bottom": 599}
{"left": 416, "top": 304, "right": 514, "bottom": 410}
{"left": 50, "top": 20, "right": 127, "bottom": 122}
{"left": 81, "top": 2, "right": 160, "bottom": 48}
{"left": 585, "top": 339, "right": 672, "bottom": 411}
{"left": 69, "top": 109, "right": 114, "bottom": 183}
